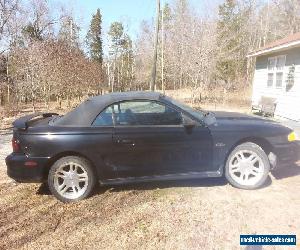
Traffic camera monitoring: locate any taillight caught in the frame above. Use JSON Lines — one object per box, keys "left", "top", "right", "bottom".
{"left": 12, "top": 138, "right": 21, "bottom": 152}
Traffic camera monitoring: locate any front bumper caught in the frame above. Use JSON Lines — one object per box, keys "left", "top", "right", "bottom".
{"left": 5, "top": 153, "right": 49, "bottom": 182}
{"left": 272, "top": 141, "right": 300, "bottom": 169}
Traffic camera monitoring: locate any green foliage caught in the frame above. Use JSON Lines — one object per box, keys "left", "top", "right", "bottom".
{"left": 163, "top": 3, "right": 172, "bottom": 22}
{"left": 216, "top": 0, "right": 249, "bottom": 84}
{"left": 86, "top": 8, "right": 103, "bottom": 64}
{"left": 161, "top": 2, "right": 173, "bottom": 31}
{"left": 120, "top": 34, "right": 134, "bottom": 89}
{"left": 108, "top": 22, "right": 125, "bottom": 50}
{"left": 216, "top": 0, "right": 239, "bottom": 83}
{"left": 108, "top": 21, "right": 134, "bottom": 91}
{"left": 22, "top": 23, "right": 43, "bottom": 41}
{"left": 286, "top": 64, "right": 295, "bottom": 91}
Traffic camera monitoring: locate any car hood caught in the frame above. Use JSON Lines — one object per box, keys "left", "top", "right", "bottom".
{"left": 205, "top": 111, "right": 291, "bottom": 136}
{"left": 213, "top": 111, "right": 268, "bottom": 121}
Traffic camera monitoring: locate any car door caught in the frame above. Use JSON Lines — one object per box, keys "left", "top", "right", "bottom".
{"left": 89, "top": 105, "right": 117, "bottom": 180}
{"left": 110, "top": 100, "right": 213, "bottom": 178}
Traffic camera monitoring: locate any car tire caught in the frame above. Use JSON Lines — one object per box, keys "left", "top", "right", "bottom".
{"left": 225, "top": 142, "right": 270, "bottom": 190}
{"left": 48, "top": 156, "right": 96, "bottom": 202}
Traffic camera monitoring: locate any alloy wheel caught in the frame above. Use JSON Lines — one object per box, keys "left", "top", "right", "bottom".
{"left": 53, "top": 162, "right": 89, "bottom": 199}
{"left": 228, "top": 149, "right": 265, "bottom": 186}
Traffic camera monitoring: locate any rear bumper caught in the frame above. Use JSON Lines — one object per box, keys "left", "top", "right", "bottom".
{"left": 5, "top": 153, "right": 49, "bottom": 182}
{"left": 272, "top": 141, "right": 300, "bottom": 169}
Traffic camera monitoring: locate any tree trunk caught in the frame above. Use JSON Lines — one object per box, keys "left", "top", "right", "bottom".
{"left": 67, "top": 95, "right": 70, "bottom": 108}
{"left": 32, "top": 99, "right": 35, "bottom": 112}
{"left": 7, "top": 85, "right": 10, "bottom": 104}
{"left": 112, "top": 60, "right": 115, "bottom": 92}
{"left": 0, "top": 88, "right": 3, "bottom": 106}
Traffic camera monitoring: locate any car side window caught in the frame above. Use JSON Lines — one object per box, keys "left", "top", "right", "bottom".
{"left": 115, "top": 101, "right": 182, "bottom": 126}
{"left": 92, "top": 106, "right": 114, "bottom": 126}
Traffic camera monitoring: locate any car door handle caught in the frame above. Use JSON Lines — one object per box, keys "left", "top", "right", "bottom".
{"left": 117, "top": 139, "right": 135, "bottom": 146}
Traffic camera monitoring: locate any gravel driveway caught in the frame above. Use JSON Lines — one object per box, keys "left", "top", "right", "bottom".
{"left": 0, "top": 130, "right": 12, "bottom": 184}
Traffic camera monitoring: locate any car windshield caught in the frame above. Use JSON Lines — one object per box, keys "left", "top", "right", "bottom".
{"left": 163, "top": 96, "right": 205, "bottom": 121}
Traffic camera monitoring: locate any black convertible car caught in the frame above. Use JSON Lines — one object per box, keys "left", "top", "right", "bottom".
{"left": 6, "top": 91, "right": 300, "bottom": 202}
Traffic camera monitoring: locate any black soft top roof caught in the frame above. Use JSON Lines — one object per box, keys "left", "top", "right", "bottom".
{"left": 54, "top": 91, "right": 163, "bottom": 126}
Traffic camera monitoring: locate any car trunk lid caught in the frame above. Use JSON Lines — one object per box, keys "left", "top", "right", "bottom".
{"left": 13, "top": 113, "right": 58, "bottom": 130}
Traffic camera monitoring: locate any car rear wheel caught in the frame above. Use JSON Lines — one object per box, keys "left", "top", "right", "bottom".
{"left": 225, "top": 142, "right": 270, "bottom": 189}
{"left": 48, "top": 156, "right": 96, "bottom": 202}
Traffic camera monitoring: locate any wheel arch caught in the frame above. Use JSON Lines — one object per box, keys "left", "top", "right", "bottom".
{"left": 43, "top": 151, "right": 98, "bottom": 180}
{"left": 224, "top": 136, "right": 274, "bottom": 169}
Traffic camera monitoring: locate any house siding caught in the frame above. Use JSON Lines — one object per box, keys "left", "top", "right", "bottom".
{"left": 252, "top": 47, "right": 300, "bottom": 121}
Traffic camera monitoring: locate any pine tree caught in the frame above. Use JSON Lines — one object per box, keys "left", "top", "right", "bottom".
{"left": 108, "top": 22, "right": 124, "bottom": 50}
{"left": 108, "top": 22, "right": 135, "bottom": 91}
{"left": 216, "top": 0, "right": 250, "bottom": 86}
{"left": 216, "top": 0, "right": 240, "bottom": 84}
{"left": 86, "top": 8, "right": 103, "bottom": 64}
{"left": 163, "top": 3, "right": 172, "bottom": 24}
{"left": 121, "top": 34, "right": 134, "bottom": 89}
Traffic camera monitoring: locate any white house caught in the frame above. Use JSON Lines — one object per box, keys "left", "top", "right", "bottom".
{"left": 248, "top": 32, "right": 300, "bottom": 121}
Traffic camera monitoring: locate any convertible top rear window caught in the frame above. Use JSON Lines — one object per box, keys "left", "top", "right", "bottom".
{"left": 92, "top": 106, "right": 114, "bottom": 126}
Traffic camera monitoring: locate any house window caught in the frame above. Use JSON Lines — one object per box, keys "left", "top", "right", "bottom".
{"left": 267, "top": 55, "right": 286, "bottom": 88}
{"left": 267, "top": 73, "right": 274, "bottom": 87}
{"left": 276, "top": 56, "right": 285, "bottom": 71}
{"left": 268, "top": 58, "right": 276, "bottom": 71}
{"left": 276, "top": 72, "right": 283, "bottom": 87}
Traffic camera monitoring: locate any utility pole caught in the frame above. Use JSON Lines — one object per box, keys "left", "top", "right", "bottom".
{"left": 161, "top": 1, "right": 165, "bottom": 93}
{"left": 150, "top": 0, "right": 160, "bottom": 91}
{"left": 107, "top": 61, "right": 111, "bottom": 90}
{"left": 6, "top": 54, "right": 10, "bottom": 104}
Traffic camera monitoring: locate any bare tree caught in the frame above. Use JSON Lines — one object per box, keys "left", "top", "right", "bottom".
{"left": 0, "top": 0, "right": 19, "bottom": 44}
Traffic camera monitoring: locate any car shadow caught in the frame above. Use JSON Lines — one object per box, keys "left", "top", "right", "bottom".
{"left": 271, "top": 163, "right": 300, "bottom": 180}
{"left": 92, "top": 175, "right": 272, "bottom": 194}
{"left": 260, "top": 175, "right": 272, "bottom": 189}
{"left": 95, "top": 175, "right": 272, "bottom": 194}
{"left": 36, "top": 177, "right": 228, "bottom": 196}
{"left": 104, "top": 177, "right": 228, "bottom": 193}
{"left": 36, "top": 176, "right": 274, "bottom": 196}
{"left": 36, "top": 183, "right": 51, "bottom": 195}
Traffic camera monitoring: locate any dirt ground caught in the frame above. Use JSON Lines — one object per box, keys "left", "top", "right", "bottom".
{"left": 0, "top": 129, "right": 299, "bottom": 250}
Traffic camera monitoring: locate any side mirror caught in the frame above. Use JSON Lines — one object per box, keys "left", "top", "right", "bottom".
{"left": 183, "top": 115, "right": 197, "bottom": 128}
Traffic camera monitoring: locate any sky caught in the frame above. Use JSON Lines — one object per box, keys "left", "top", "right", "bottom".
{"left": 49, "top": 0, "right": 221, "bottom": 53}
{"left": 78, "top": 0, "right": 158, "bottom": 39}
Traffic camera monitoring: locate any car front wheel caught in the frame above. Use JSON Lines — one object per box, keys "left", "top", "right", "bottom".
{"left": 225, "top": 142, "right": 270, "bottom": 189}
{"left": 48, "top": 156, "right": 96, "bottom": 202}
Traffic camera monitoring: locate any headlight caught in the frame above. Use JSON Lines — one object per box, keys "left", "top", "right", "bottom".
{"left": 288, "top": 131, "right": 296, "bottom": 142}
